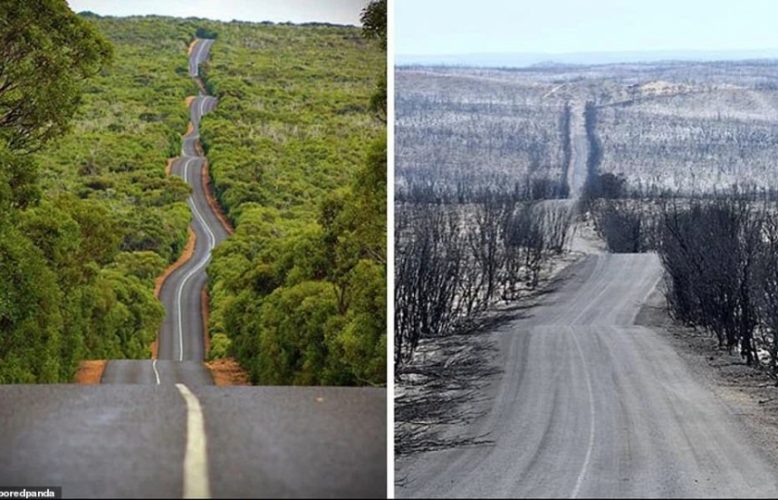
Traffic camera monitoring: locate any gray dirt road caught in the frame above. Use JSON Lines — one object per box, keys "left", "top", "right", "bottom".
{"left": 398, "top": 253, "right": 778, "bottom": 498}
{"left": 566, "top": 101, "right": 589, "bottom": 199}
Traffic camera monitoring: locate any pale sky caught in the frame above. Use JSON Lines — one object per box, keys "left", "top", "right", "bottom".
{"left": 67, "top": 0, "right": 369, "bottom": 25}
{"left": 396, "top": 0, "right": 778, "bottom": 55}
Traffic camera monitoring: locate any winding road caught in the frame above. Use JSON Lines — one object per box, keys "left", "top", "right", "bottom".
{"left": 0, "top": 38, "right": 386, "bottom": 498}
{"left": 158, "top": 39, "right": 225, "bottom": 365}
{"left": 398, "top": 253, "right": 778, "bottom": 498}
{"left": 103, "top": 38, "right": 223, "bottom": 385}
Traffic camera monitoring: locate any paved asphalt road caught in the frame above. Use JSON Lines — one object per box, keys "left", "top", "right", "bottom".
{"left": 0, "top": 385, "right": 386, "bottom": 498}
{"left": 158, "top": 38, "right": 226, "bottom": 364}
{"left": 101, "top": 360, "right": 214, "bottom": 385}
{"left": 0, "top": 39, "right": 387, "bottom": 498}
{"left": 398, "top": 253, "right": 778, "bottom": 498}
{"left": 105, "top": 38, "right": 224, "bottom": 383}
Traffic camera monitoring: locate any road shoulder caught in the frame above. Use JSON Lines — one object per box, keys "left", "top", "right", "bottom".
{"left": 73, "top": 360, "right": 107, "bottom": 384}
{"left": 395, "top": 252, "right": 587, "bottom": 473}
{"left": 635, "top": 286, "right": 778, "bottom": 469}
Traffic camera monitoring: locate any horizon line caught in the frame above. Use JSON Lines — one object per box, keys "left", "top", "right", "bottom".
{"left": 397, "top": 47, "right": 778, "bottom": 58}
{"left": 74, "top": 10, "right": 360, "bottom": 27}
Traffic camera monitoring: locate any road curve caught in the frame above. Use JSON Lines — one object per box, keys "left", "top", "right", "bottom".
{"left": 105, "top": 38, "right": 225, "bottom": 384}
{"left": 398, "top": 253, "right": 778, "bottom": 498}
{"left": 0, "top": 37, "right": 386, "bottom": 498}
{"left": 159, "top": 37, "right": 226, "bottom": 364}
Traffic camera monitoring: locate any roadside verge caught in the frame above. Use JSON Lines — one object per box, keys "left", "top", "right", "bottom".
{"left": 73, "top": 360, "right": 107, "bottom": 384}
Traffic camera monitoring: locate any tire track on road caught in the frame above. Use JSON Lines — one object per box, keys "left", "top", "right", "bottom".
{"left": 398, "top": 253, "right": 778, "bottom": 498}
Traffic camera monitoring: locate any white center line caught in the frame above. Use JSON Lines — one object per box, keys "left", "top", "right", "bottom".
{"left": 176, "top": 383, "right": 211, "bottom": 498}
{"left": 152, "top": 358, "right": 161, "bottom": 385}
{"left": 192, "top": 39, "right": 206, "bottom": 76}
{"left": 198, "top": 96, "right": 207, "bottom": 124}
{"left": 171, "top": 38, "right": 218, "bottom": 362}
{"left": 175, "top": 158, "right": 194, "bottom": 361}
{"left": 175, "top": 158, "right": 216, "bottom": 362}
{"left": 189, "top": 182, "right": 217, "bottom": 248}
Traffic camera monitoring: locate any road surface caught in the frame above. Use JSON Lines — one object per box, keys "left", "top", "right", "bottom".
{"left": 101, "top": 359, "right": 214, "bottom": 385}
{"left": 566, "top": 101, "right": 589, "bottom": 199}
{"left": 0, "top": 385, "right": 386, "bottom": 498}
{"left": 105, "top": 38, "right": 224, "bottom": 384}
{"left": 0, "top": 38, "right": 387, "bottom": 498}
{"left": 398, "top": 253, "right": 778, "bottom": 498}
{"left": 148, "top": 38, "right": 224, "bottom": 365}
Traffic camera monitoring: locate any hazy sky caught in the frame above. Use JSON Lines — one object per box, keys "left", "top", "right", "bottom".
{"left": 67, "top": 0, "right": 369, "bottom": 25}
{"left": 396, "top": 0, "right": 778, "bottom": 55}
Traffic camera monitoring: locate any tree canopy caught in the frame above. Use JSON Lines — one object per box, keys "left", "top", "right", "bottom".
{"left": 0, "top": 10, "right": 198, "bottom": 382}
{"left": 0, "top": 0, "right": 112, "bottom": 151}
{"left": 361, "top": 0, "right": 386, "bottom": 49}
{"left": 198, "top": 18, "right": 386, "bottom": 386}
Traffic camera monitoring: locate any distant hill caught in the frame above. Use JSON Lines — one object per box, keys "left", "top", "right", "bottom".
{"left": 396, "top": 49, "right": 778, "bottom": 68}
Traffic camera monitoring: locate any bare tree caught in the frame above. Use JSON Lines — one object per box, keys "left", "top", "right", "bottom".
{"left": 756, "top": 216, "right": 778, "bottom": 381}
{"left": 659, "top": 198, "right": 763, "bottom": 365}
{"left": 395, "top": 190, "right": 573, "bottom": 368}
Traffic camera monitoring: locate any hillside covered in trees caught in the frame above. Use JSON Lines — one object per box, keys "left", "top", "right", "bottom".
{"left": 1, "top": 0, "right": 386, "bottom": 385}
{"left": 196, "top": 10, "right": 387, "bottom": 385}
{"left": 396, "top": 68, "right": 570, "bottom": 197}
{"left": 0, "top": 4, "right": 202, "bottom": 382}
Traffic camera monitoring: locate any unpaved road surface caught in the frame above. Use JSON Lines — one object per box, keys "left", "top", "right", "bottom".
{"left": 398, "top": 253, "right": 778, "bottom": 498}
{"left": 566, "top": 101, "right": 589, "bottom": 199}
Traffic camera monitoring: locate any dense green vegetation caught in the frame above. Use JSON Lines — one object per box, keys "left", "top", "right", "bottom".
{"left": 198, "top": 12, "right": 387, "bottom": 385}
{"left": 0, "top": 1, "right": 386, "bottom": 385}
{"left": 36, "top": 16, "right": 200, "bottom": 265}
{"left": 0, "top": 3, "right": 203, "bottom": 382}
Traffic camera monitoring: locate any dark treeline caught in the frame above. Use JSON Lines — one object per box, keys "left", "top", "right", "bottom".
{"left": 660, "top": 198, "right": 778, "bottom": 374}
{"left": 589, "top": 198, "right": 661, "bottom": 253}
{"left": 585, "top": 170, "right": 778, "bottom": 202}
{"left": 396, "top": 174, "right": 568, "bottom": 205}
{"left": 584, "top": 101, "right": 602, "bottom": 193}
{"left": 589, "top": 193, "right": 778, "bottom": 380}
{"left": 559, "top": 103, "right": 572, "bottom": 197}
{"left": 395, "top": 192, "right": 572, "bottom": 368}
{"left": 589, "top": 183, "right": 778, "bottom": 253}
